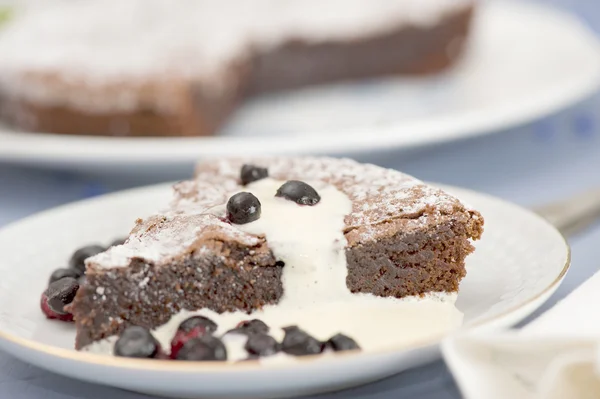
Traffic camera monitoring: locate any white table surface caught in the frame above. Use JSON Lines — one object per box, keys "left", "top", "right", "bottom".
{"left": 1, "top": 1, "right": 600, "bottom": 397}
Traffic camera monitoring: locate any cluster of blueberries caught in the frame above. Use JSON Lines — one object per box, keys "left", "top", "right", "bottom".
{"left": 40, "top": 240, "right": 125, "bottom": 321}
{"left": 114, "top": 315, "right": 360, "bottom": 361}
{"left": 228, "top": 164, "right": 322, "bottom": 224}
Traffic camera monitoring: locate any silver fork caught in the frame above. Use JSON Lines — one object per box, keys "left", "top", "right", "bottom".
{"left": 533, "top": 188, "right": 600, "bottom": 237}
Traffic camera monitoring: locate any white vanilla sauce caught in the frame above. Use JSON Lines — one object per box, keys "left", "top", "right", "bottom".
{"left": 84, "top": 179, "right": 463, "bottom": 359}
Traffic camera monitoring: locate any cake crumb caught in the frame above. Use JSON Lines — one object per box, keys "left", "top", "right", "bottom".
{"left": 138, "top": 276, "right": 150, "bottom": 288}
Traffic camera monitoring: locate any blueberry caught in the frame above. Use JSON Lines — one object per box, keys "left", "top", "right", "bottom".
{"left": 115, "top": 326, "right": 161, "bottom": 359}
{"left": 326, "top": 333, "right": 360, "bottom": 352}
{"left": 236, "top": 319, "right": 269, "bottom": 334}
{"left": 275, "top": 181, "right": 320, "bottom": 206}
{"left": 240, "top": 164, "right": 268, "bottom": 186}
{"left": 223, "top": 327, "right": 247, "bottom": 336}
{"left": 281, "top": 326, "right": 324, "bottom": 356}
{"left": 245, "top": 333, "right": 280, "bottom": 357}
{"left": 175, "top": 335, "right": 227, "bottom": 361}
{"left": 226, "top": 192, "right": 261, "bottom": 224}
{"left": 48, "top": 268, "right": 83, "bottom": 284}
{"left": 225, "top": 319, "right": 270, "bottom": 336}
{"left": 179, "top": 316, "right": 218, "bottom": 334}
{"left": 69, "top": 245, "right": 105, "bottom": 275}
{"left": 44, "top": 277, "right": 79, "bottom": 315}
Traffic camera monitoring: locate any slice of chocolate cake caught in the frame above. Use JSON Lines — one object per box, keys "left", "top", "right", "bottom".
{"left": 70, "top": 157, "right": 483, "bottom": 350}
{"left": 0, "top": 0, "right": 474, "bottom": 137}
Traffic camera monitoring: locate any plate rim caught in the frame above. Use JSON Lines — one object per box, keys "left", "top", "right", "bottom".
{"left": 0, "top": 0, "right": 599, "bottom": 166}
{"left": 0, "top": 182, "right": 571, "bottom": 372}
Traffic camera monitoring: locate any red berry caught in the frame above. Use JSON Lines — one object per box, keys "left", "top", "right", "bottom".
{"left": 170, "top": 326, "right": 206, "bottom": 359}
{"left": 40, "top": 277, "right": 79, "bottom": 322}
{"left": 40, "top": 293, "right": 74, "bottom": 322}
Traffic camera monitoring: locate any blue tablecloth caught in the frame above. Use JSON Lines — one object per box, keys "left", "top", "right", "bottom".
{"left": 1, "top": 1, "right": 600, "bottom": 397}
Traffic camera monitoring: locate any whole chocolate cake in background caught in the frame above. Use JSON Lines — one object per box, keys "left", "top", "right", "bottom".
{"left": 0, "top": 0, "right": 475, "bottom": 137}
{"left": 61, "top": 157, "right": 483, "bottom": 356}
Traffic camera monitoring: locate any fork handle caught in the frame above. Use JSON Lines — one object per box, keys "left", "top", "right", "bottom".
{"left": 533, "top": 189, "right": 600, "bottom": 237}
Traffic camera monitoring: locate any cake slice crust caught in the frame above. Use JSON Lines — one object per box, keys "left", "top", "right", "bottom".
{"left": 71, "top": 157, "right": 483, "bottom": 349}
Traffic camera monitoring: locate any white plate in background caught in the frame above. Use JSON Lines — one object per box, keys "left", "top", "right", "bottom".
{"left": 0, "top": 183, "right": 569, "bottom": 398}
{"left": 0, "top": 0, "right": 598, "bottom": 172}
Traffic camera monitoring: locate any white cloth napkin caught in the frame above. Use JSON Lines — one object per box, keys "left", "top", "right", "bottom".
{"left": 442, "top": 270, "right": 600, "bottom": 399}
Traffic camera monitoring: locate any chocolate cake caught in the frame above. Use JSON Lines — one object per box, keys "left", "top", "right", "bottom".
{"left": 69, "top": 157, "right": 484, "bottom": 350}
{"left": 0, "top": 0, "right": 475, "bottom": 137}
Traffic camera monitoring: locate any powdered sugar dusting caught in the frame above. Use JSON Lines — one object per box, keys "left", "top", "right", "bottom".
{"left": 89, "top": 213, "right": 260, "bottom": 269}
{"left": 194, "top": 157, "right": 466, "bottom": 239}
{"left": 88, "top": 157, "right": 474, "bottom": 269}
{"left": 0, "top": 0, "right": 472, "bottom": 111}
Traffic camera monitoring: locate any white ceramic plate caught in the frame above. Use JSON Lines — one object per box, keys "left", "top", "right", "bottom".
{"left": 0, "top": 0, "right": 598, "bottom": 172}
{"left": 0, "top": 183, "right": 569, "bottom": 398}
